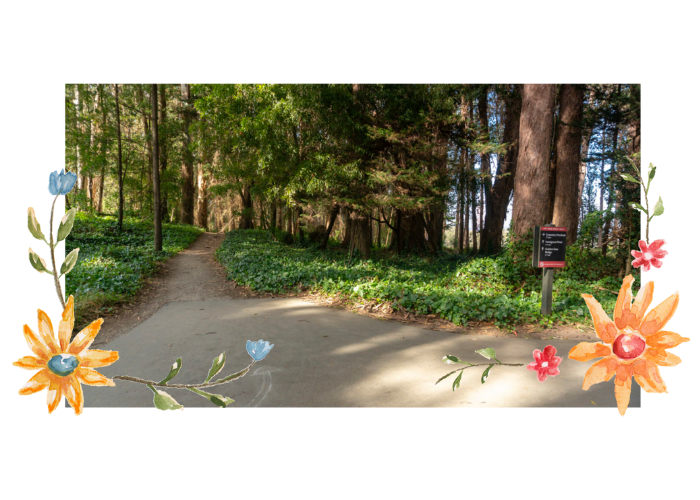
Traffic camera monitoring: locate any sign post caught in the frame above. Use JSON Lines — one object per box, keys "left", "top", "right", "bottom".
{"left": 532, "top": 225, "right": 567, "bottom": 315}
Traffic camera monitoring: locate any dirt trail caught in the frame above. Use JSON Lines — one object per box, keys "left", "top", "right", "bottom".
{"left": 93, "top": 232, "right": 597, "bottom": 347}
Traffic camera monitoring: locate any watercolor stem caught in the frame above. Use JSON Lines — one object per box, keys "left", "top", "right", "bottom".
{"left": 48, "top": 194, "right": 65, "bottom": 309}
{"left": 113, "top": 362, "right": 256, "bottom": 389}
{"left": 639, "top": 174, "right": 650, "bottom": 243}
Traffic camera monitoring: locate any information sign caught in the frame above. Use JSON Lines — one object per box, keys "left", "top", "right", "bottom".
{"left": 532, "top": 226, "right": 567, "bottom": 268}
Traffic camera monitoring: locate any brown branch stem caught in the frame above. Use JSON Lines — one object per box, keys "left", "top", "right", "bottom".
{"left": 49, "top": 194, "right": 66, "bottom": 309}
{"left": 113, "top": 362, "right": 255, "bottom": 389}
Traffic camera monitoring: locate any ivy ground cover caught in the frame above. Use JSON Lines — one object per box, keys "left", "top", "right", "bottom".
{"left": 66, "top": 213, "right": 203, "bottom": 327}
{"left": 216, "top": 230, "right": 635, "bottom": 329}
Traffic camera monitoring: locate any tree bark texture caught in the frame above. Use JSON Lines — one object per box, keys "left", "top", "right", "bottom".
{"left": 512, "top": 84, "right": 556, "bottom": 237}
{"left": 180, "top": 84, "right": 195, "bottom": 225}
{"left": 552, "top": 84, "right": 584, "bottom": 245}
{"left": 481, "top": 84, "right": 521, "bottom": 253}
{"left": 151, "top": 84, "right": 163, "bottom": 251}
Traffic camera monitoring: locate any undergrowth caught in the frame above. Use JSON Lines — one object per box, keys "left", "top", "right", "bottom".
{"left": 216, "top": 229, "right": 639, "bottom": 329}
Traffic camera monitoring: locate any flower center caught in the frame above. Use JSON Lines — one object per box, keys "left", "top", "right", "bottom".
{"left": 643, "top": 252, "right": 654, "bottom": 260}
{"left": 541, "top": 361, "right": 549, "bottom": 368}
{"left": 612, "top": 333, "right": 646, "bottom": 360}
{"left": 47, "top": 354, "right": 79, "bottom": 377}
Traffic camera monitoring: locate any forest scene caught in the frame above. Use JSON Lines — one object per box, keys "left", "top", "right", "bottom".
{"left": 11, "top": 81, "right": 654, "bottom": 413}
{"left": 64, "top": 83, "right": 641, "bottom": 335}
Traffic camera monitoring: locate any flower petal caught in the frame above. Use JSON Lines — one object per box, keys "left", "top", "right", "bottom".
{"left": 646, "top": 331, "right": 690, "bottom": 349}
{"left": 58, "top": 295, "right": 75, "bottom": 351}
{"left": 648, "top": 239, "right": 665, "bottom": 252}
{"left": 638, "top": 240, "right": 648, "bottom": 253}
{"left": 13, "top": 356, "right": 46, "bottom": 370}
{"left": 568, "top": 342, "right": 612, "bottom": 362}
{"left": 644, "top": 348, "right": 682, "bottom": 367}
{"left": 631, "top": 250, "right": 643, "bottom": 259}
{"left": 23, "top": 324, "right": 51, "bottom": 359}
{"left": 526, "top": 362, "right": 538, "bottom": 371}
{"left": 47, "top": 378, "right": 63, "bottom": 413}
{"left": 582, "top": 294, "right": 618, "bottom": 343}
{"left": 37, "top": 309, "right": 60, "bottom": 354}
{"left": 650, "top": 258, "right": 663, "bottom": 269}
{"left": 542, "top": 345, "right": 557, "bottom": 360}
{"left": 582, "top": 357, "right": 619, "bottom": 390}
{"left": 76, "top": 367, "right": 115, "bottom": 387}
{"left": 639, "top": 292, "right": 679, "bottom": 336}
{"left": 79, "top": 349, "right": 119, "bottom": 368}
{"left": 549, "top": 356, "right": 563, "bottom": 368}
{"left": 614, "top": 275, "right": 635, "bottom": 329}
{"left": 67, "top": 318, "right": 104, "bottom": 354}
{"left": 633, "top": 359, "right": 667, "bottom": 393}
{"left": 19, "top": 369, "right": 51, "bottom": 395}
{"left": 614, "top": 377, "right": 632, "bottom": 416}
{"left": 532, "top": 349, "right": 542, "bottom": 362}
{"left": 62, "top": 376, "right": 84, "bottom": 415}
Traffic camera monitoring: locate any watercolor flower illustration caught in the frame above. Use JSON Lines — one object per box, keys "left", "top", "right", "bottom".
{"left": 569, "top": 275, "right": 688, "bottom": 415}
{"left": 527, "top": 345, "right": 562, "bottom": 381}
{"left": 48, "top": 169, "right": 78, "bottom": 196}
{"left": 246, "top": 339, "right": 274, "bottom": 361}
{"left": 631, "top": 239, "right": 668, "bottom": 272}
{"left": 13, "top": 296, "right": 118, "bottom": 414}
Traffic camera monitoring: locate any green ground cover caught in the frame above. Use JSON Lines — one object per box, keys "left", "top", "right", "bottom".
{"left": 66, "top": 213, "right": 203, "bottom": 327}
{"left": 216, "top": 229, "right": 638, "bottom": 329}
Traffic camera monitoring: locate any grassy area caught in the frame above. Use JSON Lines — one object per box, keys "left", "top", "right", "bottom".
{"left": 216, "top": 229, "right": 638, "bottom": 329}
{"left": 66, "top": 213, "right": 203, "bottom": 327}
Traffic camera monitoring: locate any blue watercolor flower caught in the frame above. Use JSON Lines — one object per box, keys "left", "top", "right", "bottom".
{"left": 48, "top": 169, "right": 78, "bottom": 196}
{"left": 246, "top": 339, "right": 274, "bottom": 361}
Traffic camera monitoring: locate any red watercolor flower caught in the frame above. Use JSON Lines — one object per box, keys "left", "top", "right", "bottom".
{"left": 527, "top": 345, "right": 563, "bottom": 382}
{"left": 631, "top": 239, "right": 668, "bottom": 272}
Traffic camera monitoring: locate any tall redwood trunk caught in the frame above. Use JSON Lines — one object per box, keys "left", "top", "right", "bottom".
{"left": 512, "top": 84, "right": 556, "bottom": 237}
{"left": 320, "top": 204, "right": 339, "bottom": 250}
{"left": 180, "top": 84, "right": 195, "bottom": 224}
{"left": 151, "top": 84, "right": 162, "bottom": 251}
{"left": 159, "top": 84, "right": 169, "bottom": 221}
{"left": 481, "top": 85, "right": 521, "bottom": 253}
{"left": 240, "top": 184, "right": 254, "bottom": 229}
{"left": 115, "top": 84, "right": 124, "bottom": 231}
{"left": 552, "top": 84, "right": 584, "bottom": 245}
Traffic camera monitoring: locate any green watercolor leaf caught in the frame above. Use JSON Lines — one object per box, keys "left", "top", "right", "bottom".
{"left": 619, "top": 173, "right": 640, "bottom": 184}
{"left": 27, "top": 208, "right": 46, "bottom": 243}
{"left": 29, "top": 248, "right": 52, "bottom": 274}
{"left": 60, "top": 248, "right": 79, "bottom": 276}
{"left": 158, "top": 358, "right": 182, "bottom": 384}
{"left": 149, "top": 385, "right": 184, "bottom": 410}
{"left": 214, "top": 364, "right": 252, "bottom": 384}
{"left": 57, "top": 208, "right": 77, "bottom": 243}
{"left": 205, "top": 353, "right": 226, "bottom": 382}
{"left": 187, "top": 387, "right": 235, "bottom": 408}
{"left": 481, "top": 364, "right": 494, "bottom": 384}
{"left": 475, "top": 348, "right": 497, "bottom": 360}
{"left": 648, "top": 163, "right": 656, "bottom": 182}
{"left": 628, "top": 202, "right": 647, "bottom": 214}
{"left": 436, "top": 368, "right": 464, "bottom": 385}
{"left": 653, "top": 197, "right": 664, "bottom": 217}
{"left": 443, "top": 355, "right": 473, "bottom": 366}
{"left": 452, "top": 371, "right": 463, "bottom": 391}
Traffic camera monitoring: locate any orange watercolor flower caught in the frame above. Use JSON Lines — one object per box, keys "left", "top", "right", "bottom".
{"left": 569, "top": 276, "right": 688, "bottom": 415}
{"left": 13, "top": 296, "right": 119, "bottom": 415}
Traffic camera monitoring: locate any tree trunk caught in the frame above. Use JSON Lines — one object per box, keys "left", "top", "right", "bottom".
{"left": 552, "top": 84, "right": 584, "bottom": 245}
{"left": 180, "top": 84, "right": 195, "bottom": 225}
{"left": 239, "top": 184, "right": 254, "bottom": 229}
{"left": 478, "top": 87, "right": 493, "bottom": 253}
{"left": 151, "top": 85, "right": 163, "bottom": 251}
{"left": 576, "top": 90, "right": 595, "bottom": 227}
{"left": 598, "top": 116, "right": 608, "bottom": 248}
{"left": 320, "top": 204, "right": 339, "bottom": 250}
{"left": 159, "top": 84, "right": 169, "bottom": 221}
{"left": 481, "top": 84, "right": 522, "bottom": 253}
{"left": 511, "top": 84, "right": 556, "bottom": 237}
{"left": 196, "top": 167, "right": 208, "bottom": 230}
{"left": 137, "top": 85, "right": 153, "bottom": 213}
{"left": 115, "top": 84, "right": 124, "bottom": 231}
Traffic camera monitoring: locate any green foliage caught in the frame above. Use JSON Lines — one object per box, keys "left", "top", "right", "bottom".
{"left": 216, "top": 230, "right": 632, "bottom": 329}
{"left": 65, "top": 213, "right": 203, "bottom": 326}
